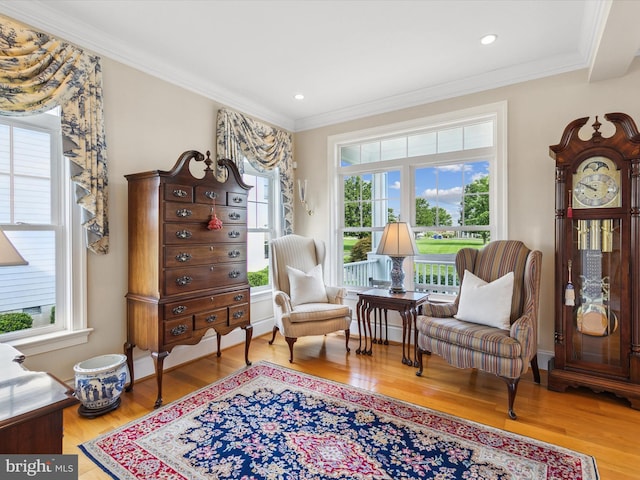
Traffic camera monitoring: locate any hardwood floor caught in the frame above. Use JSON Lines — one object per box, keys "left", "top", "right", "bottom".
{"left": 64, "top": 333, "right": 640, "bottom": 479}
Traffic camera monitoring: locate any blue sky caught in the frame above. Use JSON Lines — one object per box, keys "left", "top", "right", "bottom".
{"left": 386, "top": 160, "right": 489, "bottom": 226}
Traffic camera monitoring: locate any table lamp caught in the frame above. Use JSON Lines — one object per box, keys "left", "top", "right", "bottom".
{"left": 0, "top": 228, "right": 28, "bottom": 266}
{"left": 376, "top": 222, "right": 418, "bottom": 293}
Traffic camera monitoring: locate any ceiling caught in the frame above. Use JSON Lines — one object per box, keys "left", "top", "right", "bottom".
{"left": 1, "top": 0, "right": 639, "bottom": 132}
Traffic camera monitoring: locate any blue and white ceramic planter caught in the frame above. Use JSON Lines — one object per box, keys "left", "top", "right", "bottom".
{"left": 74, "top": 354, "right": 128, "bottom": 414}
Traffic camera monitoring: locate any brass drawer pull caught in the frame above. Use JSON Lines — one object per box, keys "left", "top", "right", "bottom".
{"left": 205, "top": 314, "right": 218, "bottom": 323}
{"left": 170, "top": 324, "right": 188, "bottom": 336}
{"left": 233, "top": 311, "right": 244, "bottom": 319}
{"left": 228, "top": 230, "right": 240, "bottom": 238}
{"left": 228, "top": 249, "right": 240, "bottom": 258}
{"left": 176, "top": 208, "right": 192, "bottom": 217}
{"left": 232, "top": 196, "right": 243, "bottom": 203}
{"left": 228, "top": 212, "right": 241, "bottom": 220}
{"left": 229, "top": 270, "right": 240, "bottom": 279}
{"left": 176, "top": 276, "right": 193, "bottom": 286}
{"left": 175, "top": 252, "right": 192, "bottom": 262}
{"left": 172, "top": 305, "right": 187, "bottom": 315}
{"left": 204, "top": 191, "right": 218, "bottom": 200}
{"left": 176, "top": 230, "right": 192, "bottom": 239}
{"left": 234, "top": 294, "right": 244, "bottom": 301}
{"left": 173, "top": 189, "right": 188, "bottom": 198}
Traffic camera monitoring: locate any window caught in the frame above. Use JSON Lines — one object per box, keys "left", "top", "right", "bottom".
{"left": 243, "top": 160, "right": 279, "bottom": 292}
{"left": 0, "top": 110, "right": 89, "bottom": 353}
{"left": 331, "top": 103, "right": 507, "bottom": 295}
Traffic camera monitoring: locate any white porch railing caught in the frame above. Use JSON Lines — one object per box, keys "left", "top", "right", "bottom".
{"left": 343, "top": 254, "right": 459, "bottom": 296}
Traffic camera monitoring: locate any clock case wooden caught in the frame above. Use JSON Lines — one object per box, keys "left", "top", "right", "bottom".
{"left": 548, "top": 113, "right": 640, "bottom": 408}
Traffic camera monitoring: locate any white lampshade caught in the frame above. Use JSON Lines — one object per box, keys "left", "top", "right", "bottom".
{"left": 376, "top": 222, "right": 419, "bottom": 257}
{"left": 0, "top": 229, "right": 28, "bottom": 266}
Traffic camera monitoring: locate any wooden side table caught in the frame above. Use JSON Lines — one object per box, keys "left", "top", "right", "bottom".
{"left": 356, "top": 289, "right": 429, "bottom": 366}
{"left": 0, "top": 344, "right": 78, "bottom": 453}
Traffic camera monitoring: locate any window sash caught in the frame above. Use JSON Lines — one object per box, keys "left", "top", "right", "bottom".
{"left": 0, "top": 112, "right": 88, "bottom": 349}
{"left": 329, "top": 103, "right": 507, "bottom": 290}
{"left": 243, "top": 162, "right": 279, "bottom": 292}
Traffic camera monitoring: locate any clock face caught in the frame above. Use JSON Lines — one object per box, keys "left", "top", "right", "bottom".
{"left": 572, "top": 156, "right": 621, "bottom": 209}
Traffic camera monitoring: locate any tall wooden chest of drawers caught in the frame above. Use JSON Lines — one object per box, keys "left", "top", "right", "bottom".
{"left": 124, "top": 150, "right": 253, "bottom": 407}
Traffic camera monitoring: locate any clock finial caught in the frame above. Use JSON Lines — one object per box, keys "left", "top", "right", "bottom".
{"left": 592, "top": 116, "right": 602, "bottom": 141}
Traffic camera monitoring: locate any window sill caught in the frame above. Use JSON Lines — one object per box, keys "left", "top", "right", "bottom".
{"left": 6, "top": 328, "right": 94, "bottom": 356}
{"left": 250, "top": 288, "right": 273, "bottom": 302}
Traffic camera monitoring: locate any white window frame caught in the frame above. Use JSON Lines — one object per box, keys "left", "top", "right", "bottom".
{"left": 327, "top": 102, "right": 508, "bottom": 288}
{"left": 243, "top": 160, "right": 280, "bottom": 295}
{"left": 0, "top": 112, "right": 90, "bottom": 355}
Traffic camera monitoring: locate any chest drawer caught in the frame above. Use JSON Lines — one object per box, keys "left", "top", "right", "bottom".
{"left": 164, "top": 263, "right": 247, "bottom": 295}
{"left": 164, "top": 245, "right": 246, "bottom": 268}
{"left": 194, "top": 307, "right": 228, "bottom": 330}
{"left": 226, "top": 192, "right": 247, "bottom": 208}
{"left": 164, "top": 224, "right": 247, "bottom": 244}
{"left": 194, "top": 185, "right": 225, "bottom": 204}
{"left": 164, "top": 317, "right": 193, "bottom": 345}
{"left": 229, "top": 304, "right": 249, "bottom": 327}
{"left": 164, "top": 184, "right": 193, "bottom": 203}
{"left": 164, "top": 289, "right": 249, "bottom": 318}
{"left": 164, "top": 203, "right": 246, "bottom": 224}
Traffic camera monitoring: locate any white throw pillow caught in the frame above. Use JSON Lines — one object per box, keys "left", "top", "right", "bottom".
{"left": 287, "top": 264, "right": 329, "bottom": 306}
{"left": 454, "top": 270, "right": 514, "bottom": 330}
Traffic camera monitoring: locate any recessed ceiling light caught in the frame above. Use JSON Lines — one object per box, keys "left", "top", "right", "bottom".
{"left": 480, "top": 34, "right": 497, "bottom": 45}
{"left": 294, "top": 93, "right": 305, "bottom": 100}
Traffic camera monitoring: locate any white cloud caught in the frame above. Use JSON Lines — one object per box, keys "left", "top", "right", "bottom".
{"left": 436, "top": 164, "right": 466, "bottom": 172}
{"left": 470, "top": 172, "right": 488, "bottom": 182}
{"left": 420, "top": 186, "right": 463, "bottom": 202}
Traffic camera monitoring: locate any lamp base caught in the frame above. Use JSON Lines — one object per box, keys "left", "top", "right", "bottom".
{"left": 389, "top": 256, "right": 406, "bottom": 294}
{"left": 388, "top": 286, "right": 406, "bottom": 294}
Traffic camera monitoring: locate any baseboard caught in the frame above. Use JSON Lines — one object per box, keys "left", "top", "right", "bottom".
{"left": 537, "top": 350, "right": 553, "bottom": 372}
{"left": 80, "top": 317, "right": 552, "bottom": 386}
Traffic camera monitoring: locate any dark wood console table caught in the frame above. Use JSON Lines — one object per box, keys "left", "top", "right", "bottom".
{"left": 0, "top": 344, "right": 78, "bottom": 453}
{"left": 356, "top": 289, "right": 429, "bottom": 366}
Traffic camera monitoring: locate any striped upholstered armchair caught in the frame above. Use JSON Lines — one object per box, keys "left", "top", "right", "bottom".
{"left": 269, "top": 235, "right": 352, "bottom": 362}
{"left": 416, "top": 240, "right": 542, "bottom": 419}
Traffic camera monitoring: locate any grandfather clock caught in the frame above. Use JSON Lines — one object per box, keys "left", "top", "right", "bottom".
{"left": 548, "top": 113, "right": 640, "bottom": 408}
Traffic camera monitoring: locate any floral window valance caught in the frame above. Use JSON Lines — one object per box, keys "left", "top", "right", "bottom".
{"left": 216, "top": 108, "right": 294, "bottom": 234}
{"left": 0, "top": 15, "right": 109, "bottom": 254}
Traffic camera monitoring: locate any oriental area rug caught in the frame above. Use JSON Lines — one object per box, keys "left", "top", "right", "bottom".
{"left": 80, "top": 362, "right": 599, "bottom": 480}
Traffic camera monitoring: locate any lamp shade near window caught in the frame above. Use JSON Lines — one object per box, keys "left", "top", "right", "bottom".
{"left": 376, "top": 222, "right": 418, "bottom": 293}
{"left": 0, "top": 229, "right": 28, "bottom": 266}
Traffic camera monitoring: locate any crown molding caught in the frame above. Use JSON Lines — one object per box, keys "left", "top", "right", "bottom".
{"left": 293, "top": 52, "right": 588, "bottom": 132}
{"left": 0, "top": 1, "right": 295, "bottom": 130}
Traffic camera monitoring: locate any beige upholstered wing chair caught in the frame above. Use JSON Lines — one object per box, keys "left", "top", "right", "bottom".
{"left": 416, "top": 240, "right": 542, "bottom": 419}
{"left": 269, "top": 234, "right": 352, "bottom": 362}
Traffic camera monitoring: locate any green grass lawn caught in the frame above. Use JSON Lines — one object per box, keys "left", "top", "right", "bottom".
{"left": 343, "top": 236, "right": 485, "bottom": 261}
{"left": 415, "top": 237, "right": 484, "bottom": 254}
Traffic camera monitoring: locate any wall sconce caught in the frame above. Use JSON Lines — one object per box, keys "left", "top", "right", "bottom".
{"left": 0, "top": 228, "right": 28, "bottom": 266}
{"left": 376, "top": 222, "right": 418, "bottom": 293}
{"left": 297, "top": 179, "right": 313, "bottom": 216}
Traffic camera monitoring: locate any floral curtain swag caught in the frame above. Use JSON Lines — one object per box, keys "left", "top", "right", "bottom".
{"left": 0, "top": 15, "right": 109, "bottom": 254}
{"left": 216, "top": 108, "right": 294, "bottom": 234}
